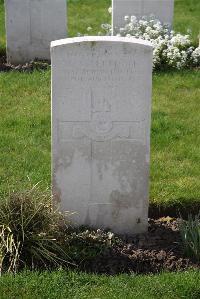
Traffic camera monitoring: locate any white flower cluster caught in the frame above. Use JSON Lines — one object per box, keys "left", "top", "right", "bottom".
{"left": 111, "top": 15, "right": 200, "bottom": 70}
{"left": 191, "top": 46, "right": 200, "bottom": 66}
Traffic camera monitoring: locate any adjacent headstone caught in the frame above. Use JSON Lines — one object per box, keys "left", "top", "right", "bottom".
{"left": 51, "top": 36, "right": 153, "bottom": 235}
{"left": 112, "top": 0, "right": 174, "bottom": 31}
{"left": 5, "top": 0, "right": 67, "bottom": 64}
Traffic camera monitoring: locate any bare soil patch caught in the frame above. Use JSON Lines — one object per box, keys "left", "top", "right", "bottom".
{"left": 73, "top": 218, "right": 199, "bottom": 275}
{"left": 0, "top": 54, "right": 49, "bottom": 72}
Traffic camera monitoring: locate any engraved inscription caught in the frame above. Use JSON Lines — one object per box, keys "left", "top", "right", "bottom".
{"left": 59, "top": 121, "right": 146, "bottom": 142}
{"left": 91, "top": 88, "right": 112, "bottom": 134}
{"left": 58, "top": 87, "right": 143, "bottom": 141}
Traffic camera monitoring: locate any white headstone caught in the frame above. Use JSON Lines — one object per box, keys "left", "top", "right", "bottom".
{"left": 51, "top": 36, "right": 153, "bottom": 235}
{"left": 112, "top": 0, "right": 174, "bottom": 31}
{"left": 5, "top": 0, "right": 67, "bottom": 64}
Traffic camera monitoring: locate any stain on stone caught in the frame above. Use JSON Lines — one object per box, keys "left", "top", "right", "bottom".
{"left": 90, "top": 41, "right": 97, "bottom": 48}
{"left": 110, "top": 190, "right": 135, "bottom": 219}
{"left": 52, "top": 175, "right": 62, "bottom": 205}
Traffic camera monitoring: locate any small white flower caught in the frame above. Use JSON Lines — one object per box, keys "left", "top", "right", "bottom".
{"left": 145, "top": 26, "right": 152, "bottom": 33}
{"left": 130, "top": 15, "right": 137, "bottom": 23}
{"left": 191, "top": 47, "right": 200, "bottom": 65}
{"left": 108, "top": 6, "right": 112, "bottom": 14}
{"left": 96, "top": 14, "right": 199, "bottom": 70}
{"left": 124, "top": 15, "right": 130, "bottom": 22}
{"left": 119, "top": 27, "right": 125, "bottom": 33}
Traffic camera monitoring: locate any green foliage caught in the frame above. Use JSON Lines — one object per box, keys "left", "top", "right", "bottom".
{"left": 0, "top": 270, "right": 199, "bottom": 299}
{"left": 179, "top": 214, "right": 200, "bottom": 262}
{"left": 0, "top": 185, "right": 72, "bottom": 272}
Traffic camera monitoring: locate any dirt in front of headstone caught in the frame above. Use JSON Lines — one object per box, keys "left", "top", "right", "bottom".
{"left": 73, "top": 218, "right": 199, "bottom": 275}
{"left": 0, "top": 54, "right": 50, "bottom": 72}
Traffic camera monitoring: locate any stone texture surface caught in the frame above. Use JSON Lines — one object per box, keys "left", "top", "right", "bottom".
{"left": 5, "top": 0, "right": 67, "bottom": 64}
{"left": 51, "top": 36, "right": 153, "bottom": 235}
{"left": 112, "top": 0, "right": 174, "bottom": 31}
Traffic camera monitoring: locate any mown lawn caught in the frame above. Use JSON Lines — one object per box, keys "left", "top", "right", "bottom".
{"left": 0, "top": 70, "right": 51, "bottom": 194}
{"left": 0, "top": 0, "right": 200, "bottom": 207}
{"left": 0, "top": 69, "right": 199, "bottom": 207}
{"left": 151, "top": 70, "right": 200, "bottom": 206}
{"left": 0, "top": 0, "right": 5, "bottom": 51}
{"left": 0, "top": 270, "right": 200, "bottom": 299}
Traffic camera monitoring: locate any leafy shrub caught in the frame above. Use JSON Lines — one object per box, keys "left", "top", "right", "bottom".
{"left": 179, "top": 214, "right": 200, "bottom": 262}
{"left": 113, "top": 16, "right": 200, "bottom": 70}
{"left": 0, "top": 186, "right": 72, "bottom": 273}
{"left": 92, "top": 11, "right": 200, "bottom": 70}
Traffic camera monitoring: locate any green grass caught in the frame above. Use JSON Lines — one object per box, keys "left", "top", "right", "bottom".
{"left": 151, "top": 70, "right": 200, "bottom": 206}
{"left": 174, "top": 0, "right": 200, "bottom": 43}
{"left": 0, "top": 69, "right": 199, "bottom": 207}
{"left": 68, "top": 0, "right": 111, "bottom": 37}
{"left": 0, "top": 0, "right": 6, "bottom": 51}
{"left": 0, "top": 270, "right": 199, "bottom": 299}
{"left": 0, "top": 70, "right": 51, "bottom": 194}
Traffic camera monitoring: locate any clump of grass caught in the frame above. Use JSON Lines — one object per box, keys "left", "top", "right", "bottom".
{"left": 0, "top": 185, "right": 73, "bottom": 274}
{"left": 0, "top": 225, "right": 20, "bottom": 276}
{"left": 179, "top": 214, "right": 200, "bottom": 262}
{"left": 0, "top": 185, "right": 119, "bottom": 274}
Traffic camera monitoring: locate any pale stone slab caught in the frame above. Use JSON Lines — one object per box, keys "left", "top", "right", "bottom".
{"left": 112, "top": 0, "right": 174, "bottom": 31}
{"left": 5, "top": 0, "right": 67, "bottom": 64}
{"left": 51, "top": 36, "right": 153, "bottom": 235}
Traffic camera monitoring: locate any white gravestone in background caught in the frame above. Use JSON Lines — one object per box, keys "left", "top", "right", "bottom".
{"left": 51, "top": 36, "right": 153, "bottom": 235}
{"left": 5, "top": 0, "right": 67, "bottom": 64}
{"left": 112, "top": 0, "right": 174, "bottom": 31}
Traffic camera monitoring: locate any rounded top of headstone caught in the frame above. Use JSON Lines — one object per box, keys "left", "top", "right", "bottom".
{"left": 51, "top": 36, "right": 153, "bottom": 49}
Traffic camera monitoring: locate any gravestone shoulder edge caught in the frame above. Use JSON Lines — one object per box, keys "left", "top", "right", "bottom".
{"left": 50, "top": 36, "right": 153, "bottom": 49}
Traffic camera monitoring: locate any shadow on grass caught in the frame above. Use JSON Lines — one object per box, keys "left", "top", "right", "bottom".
{"left": 149, "top": 199, "right": 200, "bottom": 219}
{"left": 0, "top": 46, "right": 6, "bottom": 62}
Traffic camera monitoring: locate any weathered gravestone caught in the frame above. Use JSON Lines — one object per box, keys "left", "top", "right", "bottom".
{"left": 51, "top": 36, "right": 153, "bottom": 234}
{"left": 5, "top": 0, "right": 67, "bottom": 64}
{"left": 112, "top": 0, "right": 174, "bottom": 31}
